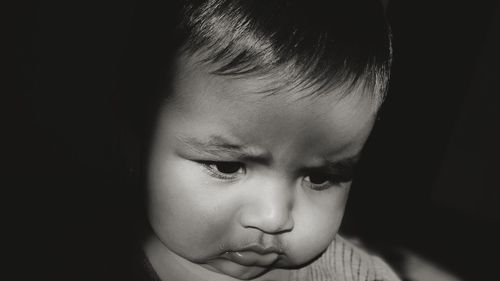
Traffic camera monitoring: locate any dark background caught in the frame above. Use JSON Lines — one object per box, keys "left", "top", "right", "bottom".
{"left": 12, "top": 1, "right": 499, "bottom": 280}
{"left": 344, "top": 2, "right": 500, "bottom": 280}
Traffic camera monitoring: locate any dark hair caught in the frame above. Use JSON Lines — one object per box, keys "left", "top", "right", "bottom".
{"left": 118, "top": 0, "right": 392, "bottom": 142}
{"left": 178, "top": 0, "right": 392, "bottom": 101}
{"left": 114, "top": 0, "right": 392, "bottom": 237}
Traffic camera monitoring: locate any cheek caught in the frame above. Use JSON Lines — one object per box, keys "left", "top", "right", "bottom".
{"left": 147, "top": 157, "right": 233, "bottom": 258}
{"left": 286, "top": 187, "right": 350, "bottom": 264}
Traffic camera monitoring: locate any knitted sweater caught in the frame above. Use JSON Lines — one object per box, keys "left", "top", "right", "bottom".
{"left": 140, "top": 235, "right": 401, "bottom": 281}
{"left": 289, "top": 235, "right": 401, "bottom": 281}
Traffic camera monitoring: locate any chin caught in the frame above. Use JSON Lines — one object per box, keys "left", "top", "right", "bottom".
{"left": 232, "top": 272, "right": 267, "bottom": 280}
{"left": 205, "top": 264, "right": 270, "bottom": 280}
{"left": 231, "top": 268, "right": 271, "bottom": 280}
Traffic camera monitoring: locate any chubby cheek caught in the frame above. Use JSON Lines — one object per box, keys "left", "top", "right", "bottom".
{"left": 284, "top": 187, "right": 350, "bottom": 265}
{"left": 147, "top": 157, "right": 233, "bottom": 261}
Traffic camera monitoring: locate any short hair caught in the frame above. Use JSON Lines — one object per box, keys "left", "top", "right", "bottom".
{"left": 115, "top": 0, "right": 392, "bottom": 172}
{"left": 176, "top": 0, "right": 392, "bottom": 103}
{"left": 114, "top": 0, "right": 392, "bottom": 237}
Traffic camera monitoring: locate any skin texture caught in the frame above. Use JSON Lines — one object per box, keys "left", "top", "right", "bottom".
{"left": 144, "top": 55, "right": 378, "bottom": 281}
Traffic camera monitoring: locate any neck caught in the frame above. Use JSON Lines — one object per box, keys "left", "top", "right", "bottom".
{"left": 143, "top": 235, "right": 290, "bottom": 281}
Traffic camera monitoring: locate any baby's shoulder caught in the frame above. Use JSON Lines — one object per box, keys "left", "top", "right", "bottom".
{"left": 289, "top": 235, "right": 401, "bottom": 281}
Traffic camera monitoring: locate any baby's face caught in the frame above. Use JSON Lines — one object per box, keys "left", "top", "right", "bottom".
{"left": 146, "top": 57, "right": 377, "bottom": 280}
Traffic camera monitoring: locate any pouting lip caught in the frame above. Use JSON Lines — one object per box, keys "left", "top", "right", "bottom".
{"left": 234, "top": 244, "right": 284, "bottom": 255}
{"left": 220, "top": 248, "right": 281, "bottom": 267}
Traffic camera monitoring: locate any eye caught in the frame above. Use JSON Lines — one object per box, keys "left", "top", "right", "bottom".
{"left": 199, "top": 161, "right": 245, "bottom": 180}
{"left": 303, "top": 171, "right": 351, "bottom": 191}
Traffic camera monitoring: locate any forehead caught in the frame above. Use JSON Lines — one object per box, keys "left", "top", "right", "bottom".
{"left": 162, "top": 55, "right": 378, "bottom": 159}
{"left": 171, "top": 54, "right": 378, "bottom": 111}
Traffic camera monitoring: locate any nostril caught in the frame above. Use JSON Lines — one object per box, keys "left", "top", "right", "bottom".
{"left": 239, "top": 204, "right": 294, "bottom": 234}
{"left": 238, "top": 178, "right": 296, "bottom": 233}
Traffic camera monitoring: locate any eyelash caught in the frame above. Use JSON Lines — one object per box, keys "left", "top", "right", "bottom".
{"left": 198, "top": 161, "right": 246, "bottom": 180}
{"left": 302, "top": 171, "right": 352, "bottom": 191}
{"left": 196, "top": 161, "right": 352, "bottom": 190}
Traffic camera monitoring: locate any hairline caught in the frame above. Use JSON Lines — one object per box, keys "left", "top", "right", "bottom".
{"left": 177, "top": 48, "right": 387, "bottom": 110}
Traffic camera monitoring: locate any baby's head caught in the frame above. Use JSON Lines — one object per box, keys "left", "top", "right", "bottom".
{"left": 141, "top": 0, "right": 392, "bottom": 280}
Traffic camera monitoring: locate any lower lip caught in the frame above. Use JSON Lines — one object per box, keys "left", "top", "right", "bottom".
{"left": 221, "top": 251, "right": 279, "bottom": 266}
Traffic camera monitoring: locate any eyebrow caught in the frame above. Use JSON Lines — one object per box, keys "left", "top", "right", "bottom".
{"left": 176, "top": 135, "right": 271, "bottom": 162}
{"left": 321, "top": 154, "right": 361, "bottom": 177}
{"left": 177, "top": 135, "right": 361, "bottom": 173}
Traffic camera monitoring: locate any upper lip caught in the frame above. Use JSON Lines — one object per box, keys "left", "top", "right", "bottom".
{"left": 236, "top": 244, "right": 283, "bottom": 255}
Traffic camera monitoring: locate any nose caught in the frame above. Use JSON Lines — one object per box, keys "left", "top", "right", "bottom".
{"left": 238, "top": 179, "right": 295, "bottom": 234}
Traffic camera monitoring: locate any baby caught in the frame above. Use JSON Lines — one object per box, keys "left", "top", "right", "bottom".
{"left": 125, "top": 0, "right": 399, "bottom": 280}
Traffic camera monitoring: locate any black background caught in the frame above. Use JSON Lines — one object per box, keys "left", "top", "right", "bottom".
{"left": 12, "top": 1, "right": 499, "bottom": 280}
